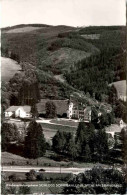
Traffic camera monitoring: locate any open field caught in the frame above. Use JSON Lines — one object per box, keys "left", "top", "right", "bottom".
{"left": 1, "top": 57, "right": 21, "bottom": 82}
{"left": 50, "top": 119, "right": 78, "bottom": 127}
{"left": 4, "top": 26, "right": 45, "bottom": 33}
{"left": 2, "top": 152, "right": 28, "bottom": 165}
{"left": 40, "top": 121, "right": 77, "bottom": 131}
{"left": 6, "top": 118, "right": 77, "bottom": 141}
{"left": 81, "top": 34, "right": 100, "bottom": 39}
{"left": 41, "top": 123, "right": 77, "bottom": 141}
{"left": 43, "top": 128, "right": 58, "bottom": 141}
{"left": 2, "top": 152, "right": 101, "bottom": 168}
{"left": 110, "top": 80, "right": 126, "bottom": 97}
{"left": 42, "top": 119, "right": 78, "bottom": 140}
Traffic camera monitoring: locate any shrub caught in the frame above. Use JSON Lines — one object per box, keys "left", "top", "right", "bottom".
{"left": 25, "top": 169, "right": 37, "bottom": 181}
{"left": 8, "top": 174, "right": 17, "bottom": 181}
{"left": 37, "top": 173, "right": 44, "bottom": 181}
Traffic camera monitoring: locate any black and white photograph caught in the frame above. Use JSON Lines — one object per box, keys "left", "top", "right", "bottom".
{"left": 1, "top": 0, "right": 127, "bottom": 194}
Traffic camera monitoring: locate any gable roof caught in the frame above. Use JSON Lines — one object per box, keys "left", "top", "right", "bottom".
{"left": 37, "top": 99, "right": 69, "bottom": 115}
{"left": 5, "top": 105, "right": 31, "bottom": 113}
{"left": 5, "top": 106, "right": 20, "bottom": 112}
{"left": 22, "top": 106, "right": 31, "bottom": 113}
{"left": 84, "top": 106, "right": 91, "bottom": 113}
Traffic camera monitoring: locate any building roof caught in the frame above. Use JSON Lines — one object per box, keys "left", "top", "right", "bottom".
{"left": 5, "top": 105, "right": 31, "bottom": 113}
{"left": 22, "top": 106, "right": 31, "bottom": 113}
{"left": 6, "top": 106, "right": 20, "bottom": 112}
{"left": 84, "top": 106, "right": 91, "bottom": 113}
{"left": 37, "top": 99, "right": 69, "bottom": 115}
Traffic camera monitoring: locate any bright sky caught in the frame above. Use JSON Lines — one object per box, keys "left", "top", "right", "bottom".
{"left": 1, "top": 0, "right": 126, "bottom": 28}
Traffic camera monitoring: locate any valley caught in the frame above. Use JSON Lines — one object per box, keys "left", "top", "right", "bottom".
{"left": 1, "top": 24, "right": 126, "bottom": 194}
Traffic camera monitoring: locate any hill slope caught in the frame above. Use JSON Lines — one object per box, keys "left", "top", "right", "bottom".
{"left": 1, "top": 24, "right": 126, "bottom": 101}
{"left": 2, "top": 25, "right": 99, "bottom": 73}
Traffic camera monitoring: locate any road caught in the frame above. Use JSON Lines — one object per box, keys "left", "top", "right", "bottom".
{"left": 2, "top": 166, "right": 91, "bottom": 174}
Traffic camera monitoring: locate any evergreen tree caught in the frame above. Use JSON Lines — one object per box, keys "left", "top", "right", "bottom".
{"left": 107, "top": 112, "right": 115, "bottom": 125}
{"left": 68, "top": 137, "right": 78, "bottom": 160}
{"left": 24, "top": 121, "right": 46, "bottom": 158}
{"left": 31, "top": 98, "right": 38, "bottom": 119}
{"left": 108, "top": 85, "right": 118, "bottom": 105}
{"left": 114, "top": 100, "right": 126, "bottom": 119}
{"left": 1, "top": 123, "right": 19, "bottom": 151}
{"left": 84, "top": 144, "right": 91, "bottom": 162}
{"left": 75, "top": 122, "right": 95, "bottom": 160}
{"left": 94, "top": 129, "right": 109, "bottom": 161}
{"left": 52, "top": 131, "right": 66, "bottom": 153}
{"left": 91, "top": 107, "right": 99, "bottom": 124}
{"left": 45, "top": 101, "right": 57, "bottom": 118}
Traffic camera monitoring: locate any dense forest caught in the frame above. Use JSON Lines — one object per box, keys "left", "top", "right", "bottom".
{"left": 64, "top": 52, "right": 126, "bottom": 101}
{"left": 63, "top": 26, "right": 126, "bottom": 101}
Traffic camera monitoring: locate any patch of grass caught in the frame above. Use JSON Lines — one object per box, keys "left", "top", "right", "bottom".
{"left": 110, "top": 80, "right": 126, "bottom": 97}
{"left": 41, "top": 122, "right": 77, "bottom": 132}
{"left": 4, "top": 26, "right": 45, "bottom": 34}
{"left": 43, "top": 128, "right": 57, "bottom": 141}
{"left": 50, "top": 119, "right": 78, "bottom": 127}
{"left": 2, "top": 151, "right": 100, "bottom": 168}
{"left": 4, "top": 172, "right": 26, "bottom": 181}
{"left": 2, "top": 152, "right": 28, "bottom": 165}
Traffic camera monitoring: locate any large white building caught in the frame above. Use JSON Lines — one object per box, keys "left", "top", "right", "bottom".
{"left": 5, "top": 106, "right": 32, "bottom": 118}
{"left": 67, "top": 101, "right": 91, "bottom": 122}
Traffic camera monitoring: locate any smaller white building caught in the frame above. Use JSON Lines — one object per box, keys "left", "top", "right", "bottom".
{"left": 5, "top": 106, "right": 32, "bottom": 118}
{"left": 119, "top": 119, "right": 127, "bottom": 129}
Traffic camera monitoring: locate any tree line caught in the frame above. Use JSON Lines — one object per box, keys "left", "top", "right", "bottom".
{"left": 63, "top": 166, "right": 126, "bottom": 194}
{"left": 52, "top": 122, "right": 109, "bottom": 163}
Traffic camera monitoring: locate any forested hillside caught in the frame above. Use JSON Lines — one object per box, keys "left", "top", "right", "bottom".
{"left": 64, "top": 26, "right": 126, "bottom": 101}
{"left": 1, "top": 24, "right": 126, "bottom": 107}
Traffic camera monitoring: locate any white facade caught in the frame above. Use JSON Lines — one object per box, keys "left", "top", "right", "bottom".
{"left": 67, "top": 102, "right": 74, "bottom": 119}
{"left": 5, "top": 106, "right": 32, "bottom": 119}
{"left": 119, "top": 95, "right": 126, "bottom": 102}
{"left": 15, "top": 107, "right": 26, "bottom": 118}
{"left": 5, "top": 111, "right": 13, "bottom": 118}
{"left": 67, "top": 102, "right": 91, "bottom": 122}
{"left": 120, "top": 119, "right": 127, "bottom": 129}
